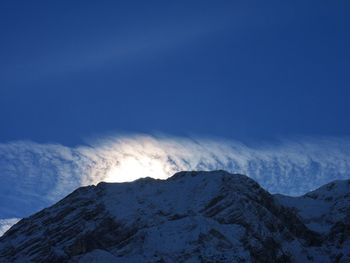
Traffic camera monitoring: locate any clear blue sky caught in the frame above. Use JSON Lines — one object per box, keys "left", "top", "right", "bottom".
{"left": 0, "top": 0, "right": 349, "bottom": 146}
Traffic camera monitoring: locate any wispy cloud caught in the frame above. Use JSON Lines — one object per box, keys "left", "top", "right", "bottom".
{"left": 2, "top": 10, "right": 234, "bottom": 84}
{"left": 1, "top": 134, "right": 350, "bottom": 219}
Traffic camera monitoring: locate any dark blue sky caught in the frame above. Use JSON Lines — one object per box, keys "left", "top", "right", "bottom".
{"left": 0, "top": 0, "right": 349, "bottom": 146}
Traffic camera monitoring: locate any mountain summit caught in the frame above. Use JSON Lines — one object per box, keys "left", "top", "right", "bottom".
{"left": 0, "top": 171, "right": 349, "bottom": 262}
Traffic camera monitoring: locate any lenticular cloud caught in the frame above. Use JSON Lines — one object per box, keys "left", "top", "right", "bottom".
{"left": 1, "top": 135, "right": 350, "bottom": 219}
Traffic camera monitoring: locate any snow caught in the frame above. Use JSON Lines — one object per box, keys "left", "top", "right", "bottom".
{"left": 276, "top": 179, "right": 350, "bottom": 233}
{"left": 101, "top": 171, "right": 226, "bottom": 223}
{"left": 0, "top": 170, "right": 349, "bottom": 262}
{"left": 0, "top": 218, "right": 20, "bottom": 236}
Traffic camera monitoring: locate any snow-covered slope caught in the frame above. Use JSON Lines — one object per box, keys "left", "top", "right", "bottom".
{"left": 276, "top": 180, "right": 350, "bottom": 232}
{"left": 0, "top": 219, "right": 19, "bottom": 237}
{"left": 0, "top": 171, "right": 349, "bottom": 262}
{"left": 275, "top": 180, "right": 350, "bottom": 262}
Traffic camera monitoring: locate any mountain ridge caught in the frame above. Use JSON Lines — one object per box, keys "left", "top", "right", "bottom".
{"left": 0, "top": 170, "right": 349, "bottom": 262}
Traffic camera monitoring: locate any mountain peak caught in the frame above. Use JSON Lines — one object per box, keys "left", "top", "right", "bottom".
{"left": 1, "top": 171, "right": 349, "bottom": 262}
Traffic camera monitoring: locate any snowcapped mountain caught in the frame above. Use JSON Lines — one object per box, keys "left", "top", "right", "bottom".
{"left": 0, "top": 171, "right": 349, "bottom": 262}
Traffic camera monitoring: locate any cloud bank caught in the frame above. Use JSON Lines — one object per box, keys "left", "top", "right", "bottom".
{"left": 1, "top": 135, "right": 350, "bottom": 219}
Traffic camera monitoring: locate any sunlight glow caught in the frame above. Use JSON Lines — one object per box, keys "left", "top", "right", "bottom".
{"left": 104, "top": 155, "right": 168, "bottom": 183}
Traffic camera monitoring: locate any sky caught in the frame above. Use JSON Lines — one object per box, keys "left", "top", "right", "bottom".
{"left": 0, "top": 0, "right": 349, "bottom": 146}
{"left": 0, "top": 1, "right": 350, "bottom": 233}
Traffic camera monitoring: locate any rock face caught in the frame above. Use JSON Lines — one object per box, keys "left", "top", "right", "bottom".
{"left": 0, "top": 170, "right": 349, "bottom": 262}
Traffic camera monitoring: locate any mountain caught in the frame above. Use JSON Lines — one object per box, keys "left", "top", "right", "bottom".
{"left": 0, "top": 171, "right": 349, "bottom": 262}
{"left": 0, "top": 219, "right": 19, "bottom": 237}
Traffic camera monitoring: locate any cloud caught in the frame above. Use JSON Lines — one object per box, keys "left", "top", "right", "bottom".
{"left": 3, "top": 10, "right": 232, "bottom": 84}
{"left": 1, "top": 134, "right": 350, "bottom": 219}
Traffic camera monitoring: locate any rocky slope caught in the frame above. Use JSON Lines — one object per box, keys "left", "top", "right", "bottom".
{"left": 0, "top": 171, "right": 349, "bottom": 262}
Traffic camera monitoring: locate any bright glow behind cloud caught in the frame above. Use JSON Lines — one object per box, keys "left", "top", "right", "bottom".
{"left": 105, "top": 156, "right": 168, "bottom": 182}
{"left": 1, "top": 134, "right": 350, "bottom": 219}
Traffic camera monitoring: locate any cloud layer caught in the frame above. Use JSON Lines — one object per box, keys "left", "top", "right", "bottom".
{"left": 1, "top": 135, "right": 350, "bottom": 219}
